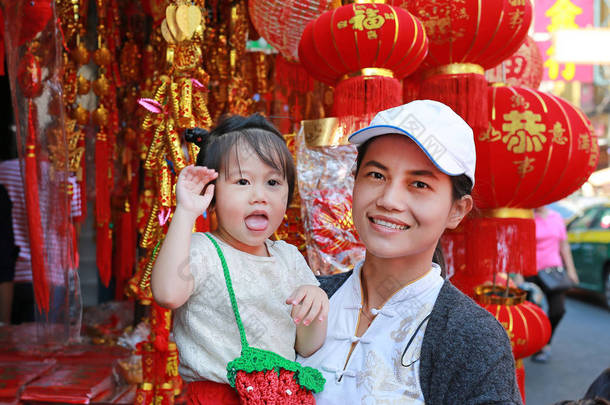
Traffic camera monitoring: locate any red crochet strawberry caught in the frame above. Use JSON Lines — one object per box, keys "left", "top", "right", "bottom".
{"left": 234, "top": 370, "right": 315, "bottom": 405}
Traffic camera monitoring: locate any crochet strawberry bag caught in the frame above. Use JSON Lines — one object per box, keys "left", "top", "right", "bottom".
{"left": 205, "top": 234, "right": 325, "bottom": 404}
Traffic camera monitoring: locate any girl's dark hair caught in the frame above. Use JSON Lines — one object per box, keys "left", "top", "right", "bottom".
{"left": 355, "top": 137, "right": 474, "bottom": 278}
{"left": 185, "top": 113, "right": 296, "bottom": 206}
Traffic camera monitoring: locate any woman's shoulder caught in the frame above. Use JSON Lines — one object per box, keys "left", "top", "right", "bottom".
{"left": 430, "top": 281, "right": 510, "bottom": 343}
{"left": 316, "top": 270, "right": 354, "bottom": 298}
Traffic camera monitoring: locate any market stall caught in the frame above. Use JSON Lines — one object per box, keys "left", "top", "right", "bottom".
{"left": 0, "top": 0, "right": 599, "bottom": 404}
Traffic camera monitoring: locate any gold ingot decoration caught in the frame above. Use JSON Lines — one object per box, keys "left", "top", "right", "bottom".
{"left": 74, "top": 105, "right": 90, "bottom": 125}
{"left": 92, "top": 73, "right": 110, "bottom": 97}
{"left": 72, "top": 42, "right": 90, "bottom": 66}
{"left": 93, "top": 45, "right": 112, "bottom": 66}
{"left": 92, "top": 104, "right": 109, "bottom": 127}
{"left": 76, "top": 74, "right": 90, "bottom": 95}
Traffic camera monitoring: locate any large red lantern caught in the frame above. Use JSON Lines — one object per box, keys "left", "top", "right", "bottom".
{"left": 248, "top": 1, "right": 334, "bottom": 62}
{"left": 476, "top": 85, "right": 599, "bottom": 209}
{"left": 486, "top": 36, "right": 544, "bottom": 89}
{"left": 390, "top": 0, "right": 533, "bottom": 133}
{"left": 298, "top": 2, "right": 428, "bottom": 118}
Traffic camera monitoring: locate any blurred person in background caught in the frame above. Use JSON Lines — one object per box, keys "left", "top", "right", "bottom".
{"left": 528, "top": 205, "right": 579, "bottom": 363}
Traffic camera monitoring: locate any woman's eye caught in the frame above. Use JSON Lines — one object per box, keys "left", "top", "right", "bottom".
{"left": 412, "top": 181, "right": 429, "bottom": 189}
{"left": 237, "top": 179, "right": 249, "bottom": 185}
{"left": 367, "top": 171, "right": 384, "bottom": 180}
{"left": 268, "top": 179, "right": 281, "bottom": 186}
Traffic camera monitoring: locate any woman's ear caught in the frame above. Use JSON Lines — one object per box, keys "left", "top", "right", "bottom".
{"left": 446, "top": 195, "right": 473, "bottom": 229}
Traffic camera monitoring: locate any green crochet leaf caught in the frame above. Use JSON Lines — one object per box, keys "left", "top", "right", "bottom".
{"left": 226, "top": 347, "right": 326, "bottom": 393}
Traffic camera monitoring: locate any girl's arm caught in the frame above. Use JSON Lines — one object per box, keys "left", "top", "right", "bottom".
{"left": 287, "top": 286, "right": 329, "bottom": 357}
{"left": 151, "top": 166, "right": 217, "bottom": 309}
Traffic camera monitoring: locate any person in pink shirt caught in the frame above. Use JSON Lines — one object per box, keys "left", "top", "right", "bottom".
{"left": 528, "top": 205, "right": 579, "bottom": 363}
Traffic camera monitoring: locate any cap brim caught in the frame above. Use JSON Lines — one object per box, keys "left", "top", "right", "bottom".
{"left": 348, "top": 125, "right": 465, "bottom": 177}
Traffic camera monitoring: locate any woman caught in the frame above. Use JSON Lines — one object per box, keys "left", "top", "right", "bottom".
{"left": 299, "top": 100, "right": 522, "bottom": 404}
{"left": 528, "top": 205, "right": 579, "bottom": 363}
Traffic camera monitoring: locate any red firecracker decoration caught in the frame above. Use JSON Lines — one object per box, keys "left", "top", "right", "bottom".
{"left": 18, "top": 51, "right": 50, "bottom": 314}
{"left": 486, "top": 36, "right": 544, "bottom": 89}
{"left": 390, "top": 0, "right": 533, "bottom": 133}
{"left": 299, "top": 2, "right": 428, "bottom": 118}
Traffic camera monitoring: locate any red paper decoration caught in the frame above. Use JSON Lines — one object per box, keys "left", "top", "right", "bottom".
{"left": 390, "top": 0, "right": 533, "bottom": 133}
{"left": 486, "top": 36, "right": 544, "bottom": 89}
{"left": 474, "top": 286, "right": 551, "bottom": 360}
{"left": 475, "top": 85, "right": 599, "bottom": 209}
{"left": 248, "top": 0, "right": 333, "bottom": 62}
{"left": 299, "top": 3, "right": 428, "bottom": 117}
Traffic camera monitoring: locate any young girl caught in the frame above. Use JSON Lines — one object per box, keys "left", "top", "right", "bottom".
{"left": 151, "top": 114, "right": 328, "bottom": 404}
{"left": 299, "top": 100, "right": 522, "bottom": 404}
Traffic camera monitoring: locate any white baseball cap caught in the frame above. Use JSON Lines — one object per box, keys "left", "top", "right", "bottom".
{"left": 349, "top": 100, "right": 476, "bottom": 187}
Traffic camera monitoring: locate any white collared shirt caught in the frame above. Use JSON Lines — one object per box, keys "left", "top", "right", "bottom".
{"left": 298, "top": 262, "right": 444, "bottom": 404}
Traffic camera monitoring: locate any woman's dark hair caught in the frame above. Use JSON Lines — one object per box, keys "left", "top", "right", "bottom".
{"left": 185, "top": 113, "right": 296, "bottom": 206}
{"left": 355, "top": 137, "right": 474, "bottom": 278}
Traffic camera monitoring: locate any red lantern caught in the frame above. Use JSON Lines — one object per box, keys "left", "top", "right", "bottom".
{"left": 486, "top": 36, "right": 544, "bottom": 89}
{"left": 390, "top": 0, "right": 533, "bottom": 133}
{"left": 476, "top": 85, "right": 599, "bottom": 209}
{"left": 249, "top": 1, "right": 333, "bottom": 62}
{"left": 474, "top": 285, "right": 551, "bottom": 360}
{"left": 298, "top": 2, "right": 428, "bottom": 117}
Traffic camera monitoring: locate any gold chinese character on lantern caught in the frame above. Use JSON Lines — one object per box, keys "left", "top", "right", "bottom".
{"left": 337, "top": 6, "right": 386, "bottom": 39}
{"left": 502, "top": 110, "right": 548, "bottom": 153}
{"left": 544, "top": 0, "right": 582, "bottom": 80}
{"left": 551, "top": 122, "right": 568, "bottom": 145}
{"left": 578, "top": 133, "right": 590, "bottom": 150}
{"left": 514, "top": 157, "right": 536, "bottom": 177}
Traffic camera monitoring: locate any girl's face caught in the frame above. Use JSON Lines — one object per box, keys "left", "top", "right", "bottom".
{"left": 352, "top": 135, "right": 471, "bottom": 261}
{"left": 213, "top": 145, "right": 289, "bottom": 256}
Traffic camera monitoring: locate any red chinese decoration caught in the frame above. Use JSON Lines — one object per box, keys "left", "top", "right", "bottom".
{"left": 17, "top": 50, "right": 50, "bottom": 314}
{"left": 443, "top": 216, "right": 536, "bottom": 296}
{"left": 299, "top": 2, "right": 428, "bottom": 117}
{"left": 249, "top": 0, "right": 333, "bottom": 62}
{"left": 474, "top": 285, "right": 551, "bottom": 403}
{"left": 486, "top": 36, "right": 544, "bottom": 89}
{"left": 476, "top": 85, "right": 598, "bottom": 209}
{"left": 475, "top": 285, "right": 551, "bottom": 359}
{"left": 390, "top": 0, "right": 533, "bottom": 133}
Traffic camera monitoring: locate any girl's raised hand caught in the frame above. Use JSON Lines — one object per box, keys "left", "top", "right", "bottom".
{"left": 176, "top": 165, "right": 218, "bottom": 216}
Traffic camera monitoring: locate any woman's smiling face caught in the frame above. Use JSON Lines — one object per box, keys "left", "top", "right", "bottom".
{"left": 352, "top": 134, "right": 465, "bottom": 261}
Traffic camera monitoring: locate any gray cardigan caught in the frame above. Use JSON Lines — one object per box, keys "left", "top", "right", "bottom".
{"left": 318, "top": 273, "right": 523, "bottom": 405}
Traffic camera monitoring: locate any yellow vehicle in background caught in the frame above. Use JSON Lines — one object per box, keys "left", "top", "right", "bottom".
{"left": 567, "top": 203, "right": 610, "bottom": 309}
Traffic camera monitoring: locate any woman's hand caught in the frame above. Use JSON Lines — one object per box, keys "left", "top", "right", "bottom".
{"left": 176, "top": 165, "right": 218, "bottom": 217}
{"left": 287, "top": 285, "right": 329, "bottom": 326}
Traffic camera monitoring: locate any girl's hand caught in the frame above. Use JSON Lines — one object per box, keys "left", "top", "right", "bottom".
{"left": 176, "top": 165, "right": 218, "bottom": 216}
{"left": 286, "top": 285, "right": 329, "bottom": 326}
